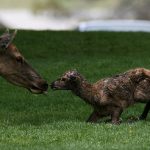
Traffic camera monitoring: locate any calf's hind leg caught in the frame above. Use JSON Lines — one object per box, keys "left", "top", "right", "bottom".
{"left": 139, "top": 101, "right": 150, "bottom": 120}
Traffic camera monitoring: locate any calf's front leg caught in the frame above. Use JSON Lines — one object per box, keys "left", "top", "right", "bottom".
{"left": 86, "top": 110, "right": 100, "bottom": 123}
{"left": 111, "top": 107, "right": 123, "bottom": 125}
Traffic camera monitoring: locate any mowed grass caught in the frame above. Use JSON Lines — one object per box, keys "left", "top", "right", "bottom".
{"left": 0, "top": 30, "right": 150, "bottom": 149}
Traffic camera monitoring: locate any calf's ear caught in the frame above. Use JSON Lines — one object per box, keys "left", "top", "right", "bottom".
{"left": 70, "top": 74, "right": 77, "bottom": 80}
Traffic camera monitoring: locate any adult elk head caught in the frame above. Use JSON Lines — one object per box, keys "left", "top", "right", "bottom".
{"left": 0, "top": 30, "right": 48, "bottom": 94}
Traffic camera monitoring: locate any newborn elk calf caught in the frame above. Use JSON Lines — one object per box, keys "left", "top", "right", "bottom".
{"left": 0, "top": 30, "right": 48, "bottom": 94}
{"left": 51, "top": 68, "right": 150, "bottom": 124}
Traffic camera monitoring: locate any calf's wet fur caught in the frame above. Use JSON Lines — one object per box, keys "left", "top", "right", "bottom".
{"left": 51, "top": 68, "right": 150, "bottom": 124}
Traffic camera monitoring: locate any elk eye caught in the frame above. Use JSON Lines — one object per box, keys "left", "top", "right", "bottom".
{"left": 16, "top": 56, "right": 23, "bottom": 63}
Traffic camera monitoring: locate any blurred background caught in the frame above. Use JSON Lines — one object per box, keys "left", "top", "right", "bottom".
{"left": 0, "top": 0, "right": 150, "bottom": 31}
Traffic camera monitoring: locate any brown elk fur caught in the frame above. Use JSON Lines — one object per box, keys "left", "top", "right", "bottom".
{"left": 51, "top": 68, "right": 150, "bottom": 124}
{"left": 0, "top": 30, "right": 48, "bottom": 94}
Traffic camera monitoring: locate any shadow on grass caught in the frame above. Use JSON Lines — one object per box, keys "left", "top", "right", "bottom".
{"left": 0, "top": 90, "right": 148, "bottom": 126}
{"left": 0, "top": 99, "right": 148, "bottom": 126}
{"left": 1, "top": 111, "right": 147, "bottom": 126}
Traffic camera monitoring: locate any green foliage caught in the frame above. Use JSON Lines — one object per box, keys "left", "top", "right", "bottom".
{"left": 115, "top": 0, "right": 150, "bottom": 19}
{"left": 0, "top": 30, "right": 150, "bottom": 149}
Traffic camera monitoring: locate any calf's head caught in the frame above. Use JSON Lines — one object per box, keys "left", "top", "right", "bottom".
{"left": 0, "top": 30, "right": 48, "bottom": 94}
{"left": 51, "top": 70, "right": 84, "bottom": 90}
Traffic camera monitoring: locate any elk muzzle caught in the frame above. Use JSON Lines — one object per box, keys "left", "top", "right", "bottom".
{"left": 29, "top": 79, "right": 48, "bottom": 94}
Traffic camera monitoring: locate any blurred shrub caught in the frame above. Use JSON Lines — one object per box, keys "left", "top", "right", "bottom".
{"left": 114, "top": 0, "right": 150, "bottom": 20}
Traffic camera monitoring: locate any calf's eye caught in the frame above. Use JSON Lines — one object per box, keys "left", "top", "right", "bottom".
{"left": 61, "top": 78, "right": 66, "bottom": 81}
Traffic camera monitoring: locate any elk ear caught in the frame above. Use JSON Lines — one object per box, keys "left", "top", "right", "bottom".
{"left": 5, "top": 28, "right": 9, "bottom": 34}
{"left": 0, "top": 30, "right": 17, "bottom": 49}
{"left": 0, "top": 28, "right": 9, "bottom": 37}
{"left": 5, "top": 30, "right": 17, "bottom": 48}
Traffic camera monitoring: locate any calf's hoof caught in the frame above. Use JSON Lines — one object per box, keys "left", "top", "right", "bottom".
{"left": 111, "top": 119, "right": 122, "bottom": 125}
{"left": 127, "top": 116, "right": 140, "bottom": 123}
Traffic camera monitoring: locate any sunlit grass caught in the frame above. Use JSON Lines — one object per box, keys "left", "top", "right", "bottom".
{"left": 0, "top": 30, "right": 150, "bottom": 149}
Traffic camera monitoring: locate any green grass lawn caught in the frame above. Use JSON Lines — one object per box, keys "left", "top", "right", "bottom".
{"left": 0, "top": 30, "right": 150, "bottom": 149}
